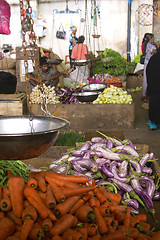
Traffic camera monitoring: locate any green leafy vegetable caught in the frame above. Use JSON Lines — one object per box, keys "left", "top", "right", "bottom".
{"left": 0, "top": 160, "right": 30, "bottom": 186}
{"left": 54, "top": 130, "right": 85, "bottom": 146}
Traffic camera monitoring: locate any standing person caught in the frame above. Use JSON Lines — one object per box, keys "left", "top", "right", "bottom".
{"left": 71, "top": 35, "right": 90, "bottom": 79}
{"left": 146, "top": 48, "right": 160, "bottom": 130}
{"left": 69, "top": 26, "right": 78, "bottom": 68}
{"left": 28, "top": 56, "right": 61, "bottom": 90}
{"left": 142, "top": 33, "right": 158, "bottom": 100}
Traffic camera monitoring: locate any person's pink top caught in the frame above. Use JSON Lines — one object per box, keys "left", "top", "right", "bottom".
{"left": 71, "top": 43, "right": 88, "bottom": 60}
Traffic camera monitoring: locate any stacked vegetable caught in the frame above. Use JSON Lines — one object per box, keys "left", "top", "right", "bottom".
{"left": 91, "top": 48, "right": 136, "bottom": 76}
{"left": 1, "top": 171, "right": 160, "bottom": 239}
{"left": 56, "top": 87, "right": 82, "bottom": 104}
{"left": 93, "top": 85, "right": 132, "bottom": 104}
{"left": 46, "top": 133, "right": 159, "bottom": 218}
{"left": 30, "top": 84, "right": 60, "bottom": 104}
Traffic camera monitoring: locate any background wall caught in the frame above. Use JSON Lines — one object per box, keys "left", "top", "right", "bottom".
{"left": 0, "top": 0, "right": 154, "bottom": 61}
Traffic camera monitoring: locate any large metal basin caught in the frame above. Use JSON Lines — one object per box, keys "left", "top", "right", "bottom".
{"left": 82, "top": 83, "right": 106, "bottom": 93}
{"left": 73, "top": 91, "right": 99, "bottom": 102}
{"left": 0, "top": 116, "right": 69, "bottom": 160}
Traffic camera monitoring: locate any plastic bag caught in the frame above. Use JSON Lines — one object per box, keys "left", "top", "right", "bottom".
{"left": 70, "top": 67, "right": 89, "bottom": 84}
{"left": 0, "top": 0, "right": 11, "bottom": 35}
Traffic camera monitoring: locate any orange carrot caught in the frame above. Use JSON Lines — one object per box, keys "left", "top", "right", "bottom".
{"left": 151, "top": 231, "right": 160, "bottom": 240}
{"left": 7, "top": 211, "right": 23, "bottom": 226}
{"left": 0, "top": 217, "right": 16, "bottom": 240}
{"left": 88, "top": 192, "right": 96, "bottom": 208}
{"left": 29, "top": 222, "right": 44, "bottom": 240}
{"left": 100, "top": 229, "right": 126, "bottom": 240}
{"left": 94, "top": 188, "right": 107, "bottom": 204}
{"left": 88, "top": 233, "right": 101, "bottom": 240}
{"left": 38, "top": 191, "right": 46, "bottom": 201}
{"left": 45, "top": 176, "right": 79, "bottom": 189}
{"left": 136, "top": 221, "right": 151, "bottom": 233}
{"left": 8, "top": 176, "right": 25, "bottom": 218}
{"left": 27, "top": 177, "right": 38, "bottom": 189}
{"left": 69, "top": 198, "right": 85, "bottom": 215}
{"left": 6, "top": 237, "right": 20, "bottom": 240}
{"left": 95, "top": 197, "right": 101, "bottom": 207}
{"left": 0, "top": 187, "right": 3, "bottom": 202}
{"left": 50, "top": 214, "right": 77, "bottom": 235}
{"left": 137, "top": 233, "right": 152, "bottom": 240}
{"left": 75, "top": 227, "right": 88, "bottom": 240}
{"left": 107, "top": 219, "right": 118, "bottom": 233}
{"left": 45, "top": 184, "right": 56, "bottom": 209}
{"left": 45, "top": 176, "right": 66, "bottom": 203}
{"left": 34, "top": 174, "right": 47, "bottom": 193}
{"left": 22, "top": 204, "right": 38, "bottom": 222}
{"left": 42, "top": 218, "right": 53, "bottom": 232}
{"left": 20, "top": 218, "right": 34, "bottom": 240}
{"left": 24, "top": 186, "right": 56, "bottom": 221}
{"left": 62, "top": 228, "right": 82, "bottom": 240}
{"left": 62, "top": 186, "right": 96, "bottom": 198}
{"left": 123, "top": 207, "right": 131, "bottom": 229}
{"left": 54, "top": 195, "right": 80, "bottom": 218}
{"left": 24, "top": 200, "right": 30, "bottom": 208}
{"left": 127, "top": 227, "right": 139, "bottom": 239}
{"left": 110, "top": 205, "right": 127, "bottom": 214}
{"left": 75, "top": 205, "right": 95, "bottom": 222}
{"left": 0, "top": 211, "right": 5, "bottom": 220}
{"left": 98, "top": 205, "right": 110, "bottom": 217}
{"left": 85, "top": 223, "right": 98, "bottom": 236}
{"left": 51, "top": 236, "right": 63, "bottom": 240}
{"left": 0, "top": 197, "right": 12, "bottom": 212}
{"left": 135, "top": 214, "right": 147, "bottom": 222}
{"left": 40, "top": 171, "right": 88, "bottom": 183}
{"left": 93, "top": 207, "right": 108, "bottom": 235}
{"left": 101, "top": 191, "right": 121, "bottom": 205}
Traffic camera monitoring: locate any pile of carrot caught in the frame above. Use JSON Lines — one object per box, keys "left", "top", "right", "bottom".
{"left": 0, "top": 170, "right": 160, "bottom": 240}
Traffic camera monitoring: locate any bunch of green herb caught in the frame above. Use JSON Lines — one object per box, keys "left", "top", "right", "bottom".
{"left": 91, "top": 48, "right": 136, "bottom": 76}
{"left": 54, "top": 130, "right": 85, "bottom": 146}
{"left": 0, "top": 160, "right": 30, "bottom": 186}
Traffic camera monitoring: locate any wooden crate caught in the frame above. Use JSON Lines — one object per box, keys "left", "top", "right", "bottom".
{"left": 0, "top": 93, "right": 28, "bottom": 116}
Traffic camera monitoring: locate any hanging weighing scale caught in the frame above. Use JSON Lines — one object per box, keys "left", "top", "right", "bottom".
{"left": 0, "top": 0, "right": 69, "bottom": 160}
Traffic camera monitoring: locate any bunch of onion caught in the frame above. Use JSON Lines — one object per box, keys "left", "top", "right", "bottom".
{"left": 30, "top": 84, "right": 60, "bottom": 104}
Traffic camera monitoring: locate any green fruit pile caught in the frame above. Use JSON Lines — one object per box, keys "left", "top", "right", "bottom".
{"left": 93, "top": 85, "right": 133, "bottom": 104}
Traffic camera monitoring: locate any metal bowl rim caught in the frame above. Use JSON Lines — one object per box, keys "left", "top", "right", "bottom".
{"left": 73, "top": 91, "right": 99, "bottom": 96}
{"left": 0, "top": 115, "right": 70, "bottom": 137}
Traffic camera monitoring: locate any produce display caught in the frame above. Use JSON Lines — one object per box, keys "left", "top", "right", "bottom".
{"left": 30, "top": 84, "right": 60, "bottom": 104}
{"left": 54, "top": 130, "right": 85, "bottom": 147}
{"left": 93, "top": 85, "right": 132, "bottom": 104}
{"left": 0, "top": 160, "right": 30, "bottom": 186}
{"left": 56, "top": 87, "right": 82, "bottom": 104}
{"left": 1, "top": 171, "right": 160, "bottom": 239}
{"left": 40, "top": 133, "right": 159, "bottom": 219}
{"left": 90, "top": 48, "right": 136, "bottom": 76}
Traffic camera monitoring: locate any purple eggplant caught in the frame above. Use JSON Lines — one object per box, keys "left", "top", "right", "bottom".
{"left": 71, "top": 160, "right": 88, "bottom": 173}
{"left": 139, "top": 153, "right": 150, "bottom": 168}
{"left": 91, "top": 137, "right": 103, "bottom": 143}
{"left": 119, "top": 160, "right": 128, "bottom": 178}
{"left": 122, "top": 139, "right": 136, "bottom": 150}
{"left": 129, "top": 207, "right": 139, "bottom": 215}
{"left": 91, "top": 143, "right": 107, "bottom": 151}
{"left": 96, "top": 147, "right": 122, "bottom": 161}
{"left": 142, "top": 167, "right": 152, "bottom": 175}
{"left": 124, "top": 199, "right": 139, "bottom": 209}
{"left": 95, "top": 157, "right": 111, "bottom": 164}
{"left": 110, "top": 162, "right": 127, "bottom": 182}
{"left": 116, "top": 145, "right": 139, "bottom": 157}
{"left": 153, "top": 191, "right": 160, "bottom": 200}
{"left": 129, "top": 159, "right": 141, "bottom": 173}
{"left": 28, "top": 164, "right": 42, "bottom": 172}
{"left": 131, "top": 176, "right": 155, "bottom": 215}
{"left": 72, "top": 150, "right": 85, "bottom": 157}
{"left": 101, "top": 164, "right": 114, "bottom": 178}
{"left": 82, "top": 151, "right": 91, "bottom": 159}
{"left": 106, "top": 139, "right": 114, "bottom": 149}
{"left": 79, "top": 142, "right": 91, "bottom": 151}
{"left": 111, "top": 137, "right": 123, "bottom": 146}
{"left": 140, "top": 176, "right": 156, "bottom": 199}
{"left": 51, "top": 164, "right": 67, "bottom": 174}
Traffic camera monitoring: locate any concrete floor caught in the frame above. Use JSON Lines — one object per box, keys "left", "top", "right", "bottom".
{"left": 123, "top": 91, "right": 160, "bottom": 162}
